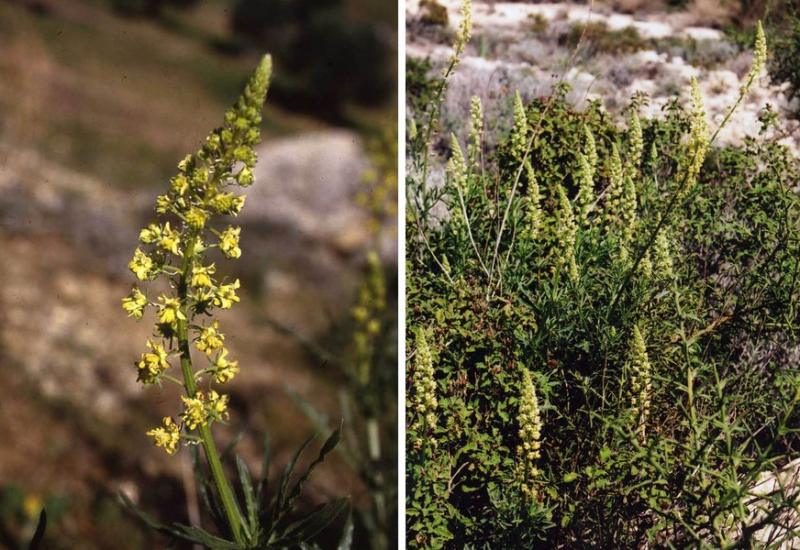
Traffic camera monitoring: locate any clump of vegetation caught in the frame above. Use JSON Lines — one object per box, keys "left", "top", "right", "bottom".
{"left": 558, "top": 20, "right": 647, "bottom": 57}
{"left": 419, "top": 0, "right": 450, "bottom": 27}
{"left": 408, "top": 6, "right": 800, "bottom": 548}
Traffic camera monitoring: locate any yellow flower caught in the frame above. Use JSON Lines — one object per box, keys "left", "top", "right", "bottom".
{"left": 186, "top": 207, "right": 210, "bottom": 230}
{"left": 236, "top": 166, "right": 255, "bottom": 186}
{"left": 137, "top": 340, "right": 171, "bottom": 385}
{"left": 147, "top": 416, "right": 181, "bottom": 454}
{"left": 122, "top": 286, "right": 147, "bottom": 319}
{"left": 207, "top": 390, "right": 230, "bottom": 421}
{"left": 191, "top": 263, "right": 217, "bottom": 288}
{"left": 214, "top": 280, "right": 241, "bottom": 309}
{"left": 181, "top": 393, "right": 208, "bottom": 430}
{"left": 219, "top": 226, "right": 242, "bottom": 259}
{"left": 139, "top": 223, "right": 161, "bottom": 244}
{"left": 170, "top": 173, "right": 189, "bottom": 196}
{"left": 212, "top": 348, "right": 240, "bottom": 384}
{"left": 197, "top": 319, "right": 225, "bottom": 355}
{"left": 158, "top": 295, "right": 186, "bottom": 325}
{"left": 128, "top": 248, "right": 155, "bottom": 281}
{"left": 157, "top": 222, "right": 181, "bottom": 255}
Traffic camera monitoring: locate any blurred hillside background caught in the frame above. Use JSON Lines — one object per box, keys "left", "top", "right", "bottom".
{"left": 0, "top": 0, "right": 397, "bottom": 548}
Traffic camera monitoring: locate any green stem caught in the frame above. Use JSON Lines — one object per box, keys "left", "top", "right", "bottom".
{"left": 177, "top": 234, "right": 245, "bottom": 546}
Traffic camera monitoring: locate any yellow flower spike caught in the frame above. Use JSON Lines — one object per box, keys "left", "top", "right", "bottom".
{"left": 181, "top": 393, "right": 208, "bottom": 430}
{"left": 577, "top": 153, "right": 594, "bottom": 229}
{"left": 147, "top": 416, "right": 181, "bottom": 455}
{"left": 157, "top": 295, "right": 186, "bottom": 325}
{"left": 219, "top": 226, "right": 242, "bottom": 259}
{"left": 212, "top": 348, "right": 240, "bottom": 384}
{"left": 524, "top": 161, "right": 542, "bottom": 242}
{"left": 628, "top": 325, "right": 652, "bottom": 441}
{"left": 128, "top": 248, "right": 155, "bottom": 281}
{"left": 516, "top": 369, "right": 543, "bottom": 498}
{"left": 197, "top": 319, "right": 225, "bottom": 355}
{"left": 511, "top": 90, "right": 529, "bottom": 163}
{"left": 412, "top": 330, "right": 438, "bottom": 431}
{"left": 191, "top": 263, "right": 217, "bottom": 289}
{"left": 213, "top": 280, "right": 241, "bottom": 309}
{"left": 122, "top": 286, "right": 148, "bottom": 319}
{"left": 628, "top": 110, "right": 643, "bottom": 180}
{"left": 447, "top": 134, "right": 468, "bottom": 197}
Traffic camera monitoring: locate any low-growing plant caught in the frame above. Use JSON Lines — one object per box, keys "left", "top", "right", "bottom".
{"left": 408, "top": 4, "right": 800, "bottom": 548}
{"left": 118, "top": 55, "right": 351, "bottom": 550}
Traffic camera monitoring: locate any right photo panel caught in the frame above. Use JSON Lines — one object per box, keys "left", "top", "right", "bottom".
{"left": 405, "top": 0, "right": 800, "bottom": 547}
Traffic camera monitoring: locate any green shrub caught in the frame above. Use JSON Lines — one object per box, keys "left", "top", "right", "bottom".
{"left": 407, "top": 10, "right": 800, "bottom": 549}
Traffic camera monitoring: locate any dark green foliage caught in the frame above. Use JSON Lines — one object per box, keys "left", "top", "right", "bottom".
{"left": 122, "top": 427, "right": 350, "bottom": 549}
{"left": 407, "top": 75, "right": 800, "bottom": 548}
{"left": 406, "top": 58, "right": 443, "bottom": 128}
{"left": 558, "top": 21, "right": 647, "bottom": 57}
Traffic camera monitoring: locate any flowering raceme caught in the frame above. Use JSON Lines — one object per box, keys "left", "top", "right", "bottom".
{"left": 122, "top": 55, "right": 272, "bottom": 456}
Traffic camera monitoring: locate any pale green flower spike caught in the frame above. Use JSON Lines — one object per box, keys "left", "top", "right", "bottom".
{"left": 628, "top": 110, "right": 643, "bottom": 180}
{"left": 654, "top": 223, "right": 674, "bottom": 280}
{"left": 577, "top": 153, "right": 594, "bottom": 229}
{"left": 446, "top": 0, "right": 473, "bottom": 71}
{"left": 447, "top": 133, "right": 469, "bottom": 197}
{"left": 554, "top": 183, "right": 578, "bottom": 282}
{"left": 511, "top": 90, "right": 529, "bottom": 162}
{"left": 628, "top": 326, "right": 652, "bottom": 440}
{"left": 468, "top": 95, "right": 484, "bottom": 167}
{"left": 604, "top": 144, "right": 625, "bottom": 229}
{"left": 637, "top": 249, "right": 652, "bottom": 280}
{"left": 744, "top": 21, "right": 767, "bottom": 95}
{"left": 621, "top": 175, "right": 637, "bottom": 245}
{"left": 524, "top": 161, "right": 542, "bottom": 241}
{"left": 584, "top": 126, "right": 598, "bottom": 177}
{"left": 517, "top": 369, "right": 543, "bottom": 498}
{"left": 410, "top": 330, "right": 439, "bottom": 452}
{"left": 678, "top": 77, "right": 710, "bottom": 197}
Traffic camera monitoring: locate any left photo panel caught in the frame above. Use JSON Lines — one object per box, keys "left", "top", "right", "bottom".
{"left": 0, "top": 1, "right": 398, "bottom": 549}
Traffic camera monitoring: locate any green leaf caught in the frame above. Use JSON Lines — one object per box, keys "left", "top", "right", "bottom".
{"left": 274, "top": 498, "right": 350, "bottom": 547}
{"left": 563, "top": 472, "right": 580, "bottom": 483}
{"left": 236, "top": 455, "right": 258, "bottom": 537}
{"left": 26, "top": 509, "right": 46, "bottom": 550}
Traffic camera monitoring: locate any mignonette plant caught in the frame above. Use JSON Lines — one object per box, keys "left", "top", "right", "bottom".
{"left": 408, "top": 5, "right": 800, "bottom": 549}
{"left": 120, "top": 55, "right": 350, "bottom": 550}
{"left": 288, "top": 124, "right": 399, "bottom": 550}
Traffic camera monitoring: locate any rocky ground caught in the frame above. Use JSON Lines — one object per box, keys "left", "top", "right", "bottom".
{"left": 407, "top": 0, "right": 800, "bottom": 156}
